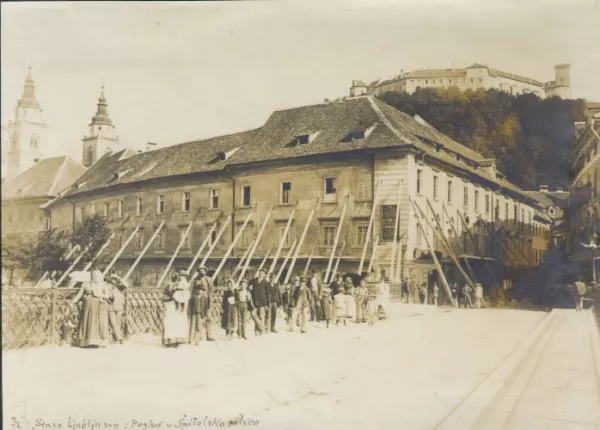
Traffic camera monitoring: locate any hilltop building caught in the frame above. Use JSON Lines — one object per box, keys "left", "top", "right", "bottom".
{"left": 45, "top": 96, "right": 550, "bottom": 290}
{"left": 350, "top": 63, "right": 570, "bottom": 99}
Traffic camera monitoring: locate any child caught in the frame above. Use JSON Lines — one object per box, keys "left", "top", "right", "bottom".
{"left": 221, "top": 279, "right": 238, "bottom": 340}
{"left": 366, "top": 294, "right": 377, "bottom": 326}
{"left": 236, "top": 280, "right": 250, "bottom": 340}
{"left": 333, "top": 287, "right": 347, "bottom": 326}
{"left": 172, "top": 270, "right": 191, "bottom": 312}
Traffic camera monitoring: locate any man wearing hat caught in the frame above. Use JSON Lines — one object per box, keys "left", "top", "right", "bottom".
{"left": 330, "top": 273, "right": 343, "bottom": 299}
{"left": 195, "top": 265, "right": 214, "bottom": 294}
{"left": 249, "top": 268, "right": 270, "bottom": 335}
{"left": 189, "top": 272, "right": 215, "bottom": 343}
{"left": 267, "top": 272, "right": 282, "bottom": 333}
{"left": 289, "top": 277, "right": 312, "bottom": 333}
{"left": 106, "top": 273, "right": 129, "bottom": 344}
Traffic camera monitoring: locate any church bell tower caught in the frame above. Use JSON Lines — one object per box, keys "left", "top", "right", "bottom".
{"left": 5, "top": 67, "right": 49, "bottom": 180}
{"left": 82, "top": 86, "right": 119, "bottom": 167}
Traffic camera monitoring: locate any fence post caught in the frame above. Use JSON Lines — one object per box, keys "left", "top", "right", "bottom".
{"left": 50, "top": 288, "right": 57, "bottom": 345}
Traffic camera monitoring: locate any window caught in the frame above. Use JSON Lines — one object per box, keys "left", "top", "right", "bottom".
{"left": 281, "top": 182, "right": 291, "bottom": 204}
{"left": 356, "top": 225, "right": 369, "bottom": 246}
{"left": 463, "top": 185, "right": 468, "bottom": 207}
{"left": 433, "top": 175, "right": 438, "bottom": 199}
{"left": 179, "top": 226, "right": 191, "bottom": 249}
{"left": 44, "top": 217, "right": 51, "bottom": 231}
{"left": 296, "top": 134, "right": 310, "bottom": 145}
{"left": 242, "top": 185, "right": 251, "bottom": 207}
{"left": 118, "top": 200, "right": 124, "bottom": 218}
{"left": 324, "top": 177, "right": 336, "bottom": 202}
{"left": 278, "top": 225, "right": 291, "bottom": 247}
{"left": 103, "top": 202, "right": 109, "bottom": 217}
{"left": 77, "top": 207, "right": 84, "bottom": 223}
{"left": 447, "top": 180, "right": 453, "bottom": 203}
{"left": 210, "top": 189, "right": 219, "bottom": 210}
{"left": 474, "top": 190, "right": 479, "bottom": 211}
{"left": 182, "top": 192, "right": 191, "bottom": 212}
{"left": 157, "top": 195, "right": 165, "bottom": 214}
{"left": 30, "top": 135, "right": 39, "bottom": 149}
{"left": 485, "top": 194, "right": 490, "bottom": 213}
{"left": 136, "top": 197, "right": 143, "bottom": 216}
{"left": 90, "top": 205, "right": 96, "bottom": 216}
{"left": 135, "top": 229, "right": 144, "bottom": 250}
{"left": 504, "top": 202, "right": 508, "bottom": 219}
{"left": 357, "top": 176, "right": 371, "bottom": 201}
{"left": 323, "top": 225, "right": 336, "bottom": 246}
{"left": 494, "top": 201, "right": 500, "bottom": 219}
{"left": 416, "top": 170, "right": 422, "bottom": 194}
{"left": 155, "top": 228, "right": 164, "bottom": 249}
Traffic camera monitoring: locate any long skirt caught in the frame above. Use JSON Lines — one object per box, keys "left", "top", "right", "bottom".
{"left": 345, "top": 294, "right": 356, "bottom": 319}
{"left": 222, "top": 304, "right": 238, "bottom": 331}
{"left": 78, "top": 296, "right": 110, "bottom": 347}
{"left": 321, "top": 298, "right": 333, "bottom": 321}
{"left": 163, "top": 301, "right": 189, "bottom": 346}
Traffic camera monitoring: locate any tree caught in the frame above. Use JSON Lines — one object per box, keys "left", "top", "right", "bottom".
{"left": 2, "top": 234, "right": 35, "bottom": 285}
{"left": 71, "top": 215, "right": 111, "bottom": 266}
{"left": 34, "top": 234, "right": 70, "bottom": 272}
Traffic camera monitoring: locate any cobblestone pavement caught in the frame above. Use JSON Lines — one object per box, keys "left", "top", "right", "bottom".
{"left": 3, "top": 306, "right": 599, "bottom": 430}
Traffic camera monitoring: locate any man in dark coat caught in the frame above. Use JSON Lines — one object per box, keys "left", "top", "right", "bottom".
{"left": 330, "top": 273, "right": 343, "bottom": 298}
{"left": 289, "top": 278, "right": 312, "bottom": 333}
{"left": 267, "top": 273, "right": 282, "bottom": 333}
{"left": 249, "top": 268, "right": 270, "bottom": 335}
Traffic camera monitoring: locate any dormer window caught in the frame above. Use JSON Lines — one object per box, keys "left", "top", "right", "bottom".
{"left": 340, "top": 124, "right": 376, "bottom": 143}
{"left": 112, "top": 169, "right": 132, "bottom": 181}
{"left": 297, "top": 134, "right": 310, "bottom": 145}
{"left": 435, "top": 143, "right": 443, "bottom": 152}
{"left": 75, "top": 181, "right": 87, "bottom": 189}
{"left": 216, "top": 146, "right": 241, "bottom": 161}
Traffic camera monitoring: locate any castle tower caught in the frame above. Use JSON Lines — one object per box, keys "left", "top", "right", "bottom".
{"left": 82, "top": 86, "right": 119, "bottom": 167}
{"left": 546, "top": 64, "right": 571, "bottom": 99}
{"left": 5, "top": 67, "right": 49, "bottom": 181}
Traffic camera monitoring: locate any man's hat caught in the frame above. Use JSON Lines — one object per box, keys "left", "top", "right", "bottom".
{"left": 258, "top": 268, "right": 267, "bottom": 274}
{"left": 240, "top": 279, "right": 249, "bottom": 285}
{"left": 178, "top": 269, "right": 189, "bottom": 277}
{"left": 198, "top": 265, "right": 208, "bottom": 271}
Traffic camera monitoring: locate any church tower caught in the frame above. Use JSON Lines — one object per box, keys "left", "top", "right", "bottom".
{"left": 82, "top": 86, "right": 119, "bottom": 167}
{"left": 5, "top": 67, "right": 49, "bottom": 181}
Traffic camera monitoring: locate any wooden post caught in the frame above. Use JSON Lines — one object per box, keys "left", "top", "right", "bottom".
{"left": 199, "top": 215, "right": 232, "bottom": 268}
{"left": 232, "top": 238, "right": 256, "bottom": 278}
{"left": 211, "top": 208, "right": 254, "bottom": 282}
{"left": 63, "top": 244, "right": 80, "bottom": 261}
{"left": 156, "top": 222, "right": 194, "bottom": 289}
{"left": 238, "top": 205, "right": 274, "bottom": 284}
{"left": 54, "top": 243, "right": 91, "bottom": 287}
{"left": 187, "top": 220, "right": 220, "bottom": 273}
{"left": 325, "top": 195, "right": 349, "bottom": 283}
{"left": 268, "top": 203, "right": 298, "bottom": 275}
{"left": 366, "top": 234, "right": 380, "bottom": 275}
{"left": 396, "top": 239, "right": 404, "bottom": 283}
{"left": 359, "top": 182, "right": 381, "bottom": 275}
{"left": 410, "top": 199, "right": 456, "bottom": 307}
{"left": 257, "top": 247, "right": 273, "bottom": 273}
{"left": 439, "top": 203, "right": 477, "bottom": 282}
{"left": 330, "top": 239, "right": 346, "bottom": 281}
{"left": 417, "top": 199, "right": 476, "bottom": 291}
{"left": 275, "top": 238, "right": 298, "bottom": 283}
{"left": 284, "top": 204, "right": 317, "bottom": 285}
{"left": 123, "top": 220, "right": 166, "bottom": 282}
{"left": 390, "top": 180, "right": 402, "bottom": 283}
{"left": 34, "top": 271, "right": 50, "bottom": 288}
{"left": 103, "top": 214, "right": 149, "bottom": 276}
{"left": 302, "top": 242, "right": 318, "bottom": 278}
{"left": 83, "top": 233, "right": 116, "bottom": 272}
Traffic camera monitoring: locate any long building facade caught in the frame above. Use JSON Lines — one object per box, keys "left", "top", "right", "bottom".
{"left": 45, "top": 96, "right": 550, "bottom": 290}
{"left": 350, "top": 63, "right": 570, "bottom": 99}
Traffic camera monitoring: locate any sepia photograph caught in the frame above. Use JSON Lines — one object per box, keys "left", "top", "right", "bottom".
{"left": 2, "top": 1, "right": 600, "bottom": 429}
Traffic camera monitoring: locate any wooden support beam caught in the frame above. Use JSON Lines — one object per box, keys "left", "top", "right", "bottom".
{"left": 187, "top": 218, "right": 220, "bottom": 274}
{"left": 390, "top": 180, "right": 402, "bottom": 282}
{"left": 232, "top": 238, "right": 256, "bottom": 278}
{"left": 285, "top": 202, "right": 318, "bottom": 285}
{"left": 358, "top": 182, "right": 381, "bottom": 275}
{"left": 275, "top": 238, "right": 298, "bottom": 283}
{"left": 331, "top": 239, "right": 346, "bottom": 281}
{"left": 211, "top": 208, "right": 254, "bottom": 282}
{"left": 366, "top": 234, "right": 380, "bottom": 275}
{"left": 268, "top": 202, "right": 298, "bottom": 275}
{"left": 438, "top": 203, "right": 477, "bottom": 282}
{"left": 410, "top": 198, "right": 456, "bottom": 307}
{"left": 103, "top": 214, "right": 149, "bottom": 276}
{"left": 123, "top": 220, "right": 166, "bottom": 282}
{"left": 325, "top": 195, "right": 349, "bottom": 283}
{"left": 237, "top": 205, "right": 274, "bottom": 284}
{"left": 55, "top": 243, "right": 91, "bottom": 287}
{"left": 302, "top": 241, "right": 318, "bottom": 279}
{"left": 257, "top": 247, "right": 273, "bottom": 273}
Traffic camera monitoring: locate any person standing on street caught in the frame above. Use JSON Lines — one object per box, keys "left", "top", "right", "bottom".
{"left": 106, "top": 273, "right": 128, "bottom": 344}
{"left": 195, "top": 266, "right": 214, "bottom": 293}
{"left": 249, "top": 268, "right": 270, "bottom": 335}
{"left": 474, "top": 283, "right": 483, "bottom": 309}
{"left": 452, "top": 282, "right": 460, "bottom": 307}
{"left": 189, "top": 278, "right": 215, "bottom": 344}
{"left": 221, "top": 279, "right": 238, "bottom": 340}
{"left": 401, "top": 278, "right": 409, "bottom": 303}
{"left": 574, "top": 278, "right": 586, "bottom": 311}
{"left": 236, "top": 279, "right": 251, "bottom": 340}
{"left": 268, "top": 273, "right": 282, "bottom": 333}
{"left": 354, "top": 280, "right": 368, "bottom": 323}
{"left": 462, "top": 284, "right": 473, "bottom": 308}
{"left": 289, "top": 278, "right": 312, "bottom": 333}
{"left": 330, "top": 273, "right": 343, "bottom": 298}
{"left": 309, "top": 271, "right": 321, "bottom": 321}
{"left": 432, "top": 282, "right": 439, "bottom": 307}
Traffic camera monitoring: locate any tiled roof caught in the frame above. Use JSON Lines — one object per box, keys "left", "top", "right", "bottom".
{"left": 50, "top": 96, "right": 537, "bottom": 206}
{"left": 523, "top": 191, "right": 569, "bottom": 210}
{"left": 2, "top": 156, "right": 86, "bottom": 199}
{"left": 488, "top": 68, "right": 543, "bottom": 87}
{"left": 62, "top": 130, "right": 259, "bottom": 198}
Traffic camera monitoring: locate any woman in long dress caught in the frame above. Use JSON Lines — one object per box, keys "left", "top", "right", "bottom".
{"left": 344, "top": 277, "right": 356, "bottom": 321}
{"left": 69, "top": 269, "right": 111, "bottom": 348}
{"left": 162, "top": 272, "right": 190, "bottom": 348}
{"left": 221, "top": 279, "right": 238, "bottom": 340}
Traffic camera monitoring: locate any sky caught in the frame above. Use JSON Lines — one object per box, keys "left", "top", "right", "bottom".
{"left": 2, "top": 0, "right": 600, "bottom": 164}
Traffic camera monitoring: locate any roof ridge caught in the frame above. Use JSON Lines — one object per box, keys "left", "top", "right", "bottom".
{"left": 367, "top": 97, "right": 412, "bottom": 144}
{"left": 48, "top": 156, "right": 69, "bottom": 196}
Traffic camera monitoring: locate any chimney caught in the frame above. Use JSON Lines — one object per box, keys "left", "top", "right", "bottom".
{"left": 146, "top": 142, "right": 158, "bottom": 152}
{"left": 539, "top": 185, "right": 549, "bottom": 193}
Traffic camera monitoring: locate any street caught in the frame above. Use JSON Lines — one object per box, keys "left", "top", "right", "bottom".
{"left": 3, "top": 305, "right": 600, "bottom": 430}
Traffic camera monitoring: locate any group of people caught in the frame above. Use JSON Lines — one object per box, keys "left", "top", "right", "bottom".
{"left": 161, "top": 267, "right": 392, "bottom": 348}
{"left": 400, "top": 278, "right": 483, "bottom": 308}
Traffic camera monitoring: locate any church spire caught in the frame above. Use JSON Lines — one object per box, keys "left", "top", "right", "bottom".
{"left": 89, "top": 85, "right": 113, "bottom": 126}
{"left": 17, "top": 66, "right": 40, "bottom": 110}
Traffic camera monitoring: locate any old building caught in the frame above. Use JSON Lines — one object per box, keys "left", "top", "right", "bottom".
{"left": 82, "top": 87, "right": 122, "bottom": 168}
{"left": 350, "top": 63, "right": 570, "bottom": 99}
{"left": 46, "top": 96, "right": 549, "bottom": 289}
{"left": 2, "top": 68, "right": 49, "bottom": 181}
{"left": 568, "top": 101, "right": 600, "bottom": 279}
{"left": 1, "top": 156, "right": 86, "bottom": 241}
